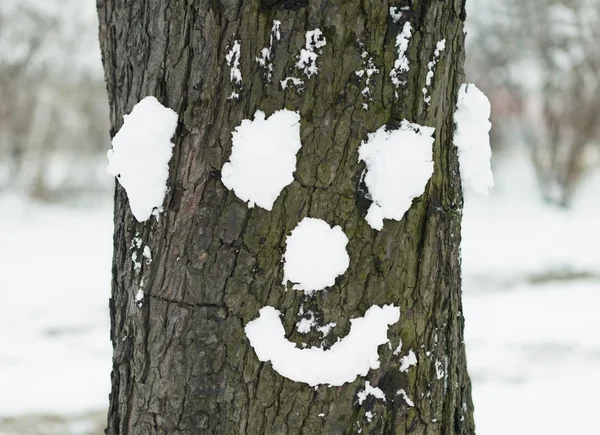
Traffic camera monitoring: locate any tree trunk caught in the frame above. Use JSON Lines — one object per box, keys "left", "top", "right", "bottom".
{"left": 98, "top": 0, "right": 475, "bottom": 434}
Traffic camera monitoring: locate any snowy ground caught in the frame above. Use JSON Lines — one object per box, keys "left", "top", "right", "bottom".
{"left": 0, "top": 162, "right": 598, "bottom": 434}
{"left": 0, "top": 194, "right": 113, "bottom": 435}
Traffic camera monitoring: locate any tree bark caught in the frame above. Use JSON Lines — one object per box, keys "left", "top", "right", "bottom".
{"left": 98, "top": 0, "right": 475, "bottom": 434}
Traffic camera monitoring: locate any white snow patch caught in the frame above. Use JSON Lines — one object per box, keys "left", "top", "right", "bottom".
{"left": 226, "top": 40, "right": 242, "bottom": 85}
{"left": 132, "top": 234, "right": 142, "bottom": 249}
{"left": 393, "top": 339, "right": 403, "bottom": 356}
{"left": 399, "top": 349, "right": 417, "bottom": 372}
{"left": 435, "top": 359, "right": 445, "bottom": 379}
{"left": 389, "top": 6, "right": 410, "bottom": 23}
{"left": 244, "top": 304, "right": 400, "bottom": 386}
{"left": 356, "top": 381, "right": 387, "bottom": 405}
{"left": 282, "top": 217, "right": 350, "bottom": 293}
{"left": 396, "top": 389, "right": 414, "bottom": 407}
{"left": 317, "top": 322, "right": 337, "bottom": 337}
{"left": 135, "top": 289, "right": 144, "bottom": 307}
{"left": 454, "top": 83, "right": 494, "bottom": 195}
{"left": 358, "top": 120, "right": 435, "bottom": 230}
{"left": 365, "top": 411, "right": 374, "bottom": 422}
{"left": 296, "top": 29, "right": 326, "bottom": 77}
{"left": 281, "top": 76, "right": 304, "bottom": 90}
{"left": 221, "top": 110, "right": 301, "bottom": 210}
{"left": 422, "top": 39, "right": 446, "bottom": 104}
{"left": 390, "top": 7, "right": 403, "bottom": 23}
{"left": 390, "top": 22, "right": 412, "bottom": 87}
{"left": 256, "top": 21, "right": 281, "bottom": 82}
{"left": 106, "top": 96, "right": 178, "bottom": 222}
{"left": 131, "top": 251, "right": 141, "bottom": 275}
{"left": 296, "top": 312, "right": 316, "bottom": 334}
{"left": 142, "top": 245, "right": 152, "bottom": 264}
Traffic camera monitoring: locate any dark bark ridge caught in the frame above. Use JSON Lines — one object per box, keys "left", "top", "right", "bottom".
{"left": 98, "top": 0, "right": 475, "bottom": 434}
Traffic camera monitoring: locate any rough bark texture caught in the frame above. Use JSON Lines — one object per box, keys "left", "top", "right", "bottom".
{"left": 98, "top": 0, "right": 475, "bottom": 434}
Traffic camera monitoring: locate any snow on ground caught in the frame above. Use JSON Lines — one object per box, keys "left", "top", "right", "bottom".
{"left": 462, "top": 153, "right": 600, "bottom": 281}
{"left": 464, "top": 279, "right": 600, "bottom": 435}
{"left": 0, "top": 194, "right": 112, "bottom": 424}
{"left": 390, "top": 21, "right": 412, "bottom": 87}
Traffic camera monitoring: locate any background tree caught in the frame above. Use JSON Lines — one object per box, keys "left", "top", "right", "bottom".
{"left": 467, "top": 0, "right": 600, "bottom": 207}
{"left": 98, "top": 1, "right": 475, "bottom": 434}
{"left": 0, "top": 0, "right": 108, "bottom": 198}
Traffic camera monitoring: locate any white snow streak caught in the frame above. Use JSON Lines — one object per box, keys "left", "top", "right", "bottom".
{"left": 355, "top": 48, "right": 379, "bottom": 110}
{"left": 390, "top": 22, "right": 412, "bottom": 87}
{"left": 396, "top": 389, "right": 414, "bottom": 407}
{"left": 422, "top": 39, "right": 446, "bottom": 104}
{"left": 255, "top": 20, "right": 281, "bottom": 82}
{"left": 393, "top": 339, "right": 403, "bottom": 356}
{"left": 106, "top": 96, "right": 178, "bottom": 222}
{"left": 226, "top": 40, "right": 242, "bottom": 84}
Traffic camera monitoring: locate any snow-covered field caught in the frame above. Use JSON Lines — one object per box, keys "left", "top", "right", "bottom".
{"left": 0, "top": 161, "right": 598, "bottom": 434}
{"left": 0, "top": 194, "right": 113, "bottom": 434}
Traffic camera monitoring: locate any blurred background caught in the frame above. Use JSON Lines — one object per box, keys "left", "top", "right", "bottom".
{"left": 0, "top": 0, "right": 597, "bottom": 433}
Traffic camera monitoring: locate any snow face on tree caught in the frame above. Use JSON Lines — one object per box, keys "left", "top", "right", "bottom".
{"left": 454, "top": 83, "right": 495, "bottom": 195}
{"left": 106, "top": 96, "right": 178, "bottom": 222}
{"left": 221, "top": 109, "right": 302, "bottom": 210}
{"left": 282, "top": 217, "right": 350, "bottom": 294}
{"left": 244, "top": 304, "right": 400, "bottom": 387}
{"left": 232, "top": 108, "right": 432, "bottom": 386}
{"left": 233, "top": 27, "right": 447, "bottom": 388}
{"left": 359, "top": 120, "right": 435, "bottom": 230}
